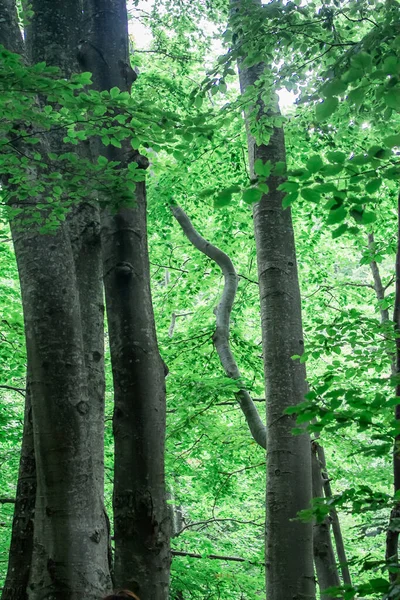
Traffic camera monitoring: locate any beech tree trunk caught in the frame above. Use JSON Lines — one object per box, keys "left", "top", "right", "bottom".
{"left": 1, "top": 1, "right": 112, "bottom": 598}
{"left": 79, "top": 2, "right": 171, "bottom": 597}
{"left": 386, "top": 195, "right": 400, "bottom": 580}
{"left": 311, "top": 443, "right": 340, "bottom": 599}
{"left": 231, "top": 2, "right": 315, "bottom": 599}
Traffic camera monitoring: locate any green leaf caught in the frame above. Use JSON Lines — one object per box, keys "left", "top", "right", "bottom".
{"left": 306, "top": 154, "right": 324, "bottom": 174}
{"left": 351, "top": 52, "right": 372, "bottom": 71}
{"left": 301, "top": 188, "right": 321, "bottom": 203}
{"left": 361, "top": 211, "right": 376, "bottom": 225}
{"left": 282, "top": 192, "right": 298, "bottom": 209}
{"left": 365, "top": 179, "right": 382, "bottom": 194}
{"left": 332, "top": 224, "right": 348, "bottom": 239}
{"left": 322, "top": 79, "right": 347, "bottom": 98}
{"left": 254, "top": 158, "right": 271, "bottom": 177}
{"left": 383, "top": 56, "right": 399, "bottom": 75}
{"left": 315, "top": 97, "right": 338, "bottom": 122}
{"left": 320, "top": 164, "right": 344, "bottom": 176}
{"left": 384, "top": 88, "right": 400, "bottom": 111}
{"left": 327, "top": 206, "right": 347, "bottom": 224}
{"left": 347, "top": 86, "right": 366, "bottom": 106}
{"left": 243, "top": 188, "right": 263, "bottom": 204}
{"left": 278, "top": 181, "right": 299, "bottom": 193}
{"left": 369, "top": 578, "right": 389, "bottom": 593}
{"left": 194, "top": 95, "right": 203, "bottom": 108}
{"left": 110, "top": 86, "right": 120, "bottom": 99}
{"left": 326, "top": 151, "right": 346, "bottom": 164}
{"left": 214, "top": 190, "right": 232, "bottom": 208}
{"left": 130, "top": 137, "right": 140, "bottom": 150}
{"left": 383, "top": 134, "right": 400, "bottom": 147}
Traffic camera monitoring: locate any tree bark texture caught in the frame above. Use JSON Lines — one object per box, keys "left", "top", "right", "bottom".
{"left": 1, "top": 1, "right": 112, "bottom": 598}
{"left": 80, "top": 2, "right": 170, "bottom": 597}
{"left": 231, "top": 2, "right": 315, "bottom": 599}
{"left": 25, "top": 0, "right": 108, "bottom": 503}
{"left": 12, "top": 217, "right": 111, "bottom": 600}
{"left": 316, "top": 445, "right": 352, "bottom": 586}
{"left": 311, "top": 443, "right": 340, "bottom": 599}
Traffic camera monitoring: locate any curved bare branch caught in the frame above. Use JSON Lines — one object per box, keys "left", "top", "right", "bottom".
{"left": 170, "top": 204, "right": 266, "bottom": 449}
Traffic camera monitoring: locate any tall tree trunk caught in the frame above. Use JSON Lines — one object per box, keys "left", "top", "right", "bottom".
{"left": 0, "top": 7, "right": 34, "bottom": 600}
{"left": 316, "top": 445, "right": 352, "bottom": 586}
{"left": 2, "top": 381, "right": 35, "bottom": 600}
{"left": 12, "top": 213, "right": 111, "bottom": 600}
{"left": 1, "top": 1, "right": 112, "bottom": 598}
{"left": 231, "top": 2, "right": 315, "bottom": 599}
{"left": 386, "top": 195, "right": 400, "bottom": 581}
{"left": 79, "top": 2, "right": 171, "bottom": 597}
{"left": 311, "top": 442, "right": 340, "bottom": 599}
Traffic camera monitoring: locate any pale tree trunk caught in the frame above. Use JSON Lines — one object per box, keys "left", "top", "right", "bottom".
{"left": 231, "top": 2, "right": 315, "bottom": 598}
{"left": 316, "top": 444, "right": 352, "bottom": 586}
{"left": 1, "top": 1, "right": 112, "bottom": 598}
{"left": 79, "top": 2, "right": 170, "bottom": 597}
{"left": 171, "top": 204, "right": 346, "bottom": 594}
{"left": 311, "top": 442, "right": 340, "bottom": 599}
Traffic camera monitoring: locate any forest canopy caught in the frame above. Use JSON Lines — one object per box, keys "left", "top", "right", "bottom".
{"left": 1, "top": 0, "right": 400, "bottom": 599}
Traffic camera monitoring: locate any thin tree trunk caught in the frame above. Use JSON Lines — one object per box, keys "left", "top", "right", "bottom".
{"left": 79, "top": 2, "right": 170, "bottom": 597}
{"left": 231, "top": 2, "right": 315, "bottom": 598}
{"left": 2, "top": 381, "right": 35, "bottom": 600}
{"left": 311, "top": 442, "right": 341, "bottom": 599}
{"left": 0, "top": 7, "right": 34, "bottom": 600}
{"left": 316, "top": 445, "right": 352, "bottom": 586}
{"left": 386, "top": 195, "right": 400, "bottom": 580}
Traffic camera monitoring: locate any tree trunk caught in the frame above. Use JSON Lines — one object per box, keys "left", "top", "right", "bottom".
{"left": 12, "top": 215, "right": 111, "bottom": 600}
{"left": 79, "top": 2, "right": 171, "bottom": 597}
{"left": 311, "top": 442, "right": 340, "bottom": 599}
{"left": 386, "top": 194, "right": 400, "bottom": 581}
{"left": 317, "top": 445, "right": 352, "bottom": 586}
{"left": 231, "top": 2, "right": 315, "bottom": 599}
{"left": 2, "top": 381, "right": 35, "bottom": 600}
{"left": 1, "top": 1, "right": 112, "bottom": 598}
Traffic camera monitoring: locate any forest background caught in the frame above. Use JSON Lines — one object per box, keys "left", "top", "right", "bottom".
{"left": 1, "top": 0, "right": 400, "bottom": 598}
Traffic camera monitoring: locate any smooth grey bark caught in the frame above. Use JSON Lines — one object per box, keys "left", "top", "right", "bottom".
{"left": 1, "top": 1, "right": 112, "bottom": 598}
{"left": 2, "top": 382, "right": 35, "bottom": 600}
{"left": 231, "top": 2, "right": 315, "bottom": 598}
{"left": 79, "top": 2, "right": 170, "bottom": 597}
{"left": 171, "top": 204, "right": 266, "bottom": 448}
{"left": 311, "top": 442, "right": 340, "bottom": 599}
{"left": 171, "top": 206, "right": 346, "bottom": 592}
{"left": 12, "top": 216, "right": 111, "bottom": 600}
{"left": 316, "top": 445, "right": 352, "bottom": 586}
{"left": 368, "top": 233, "right": 390, "bottom": 325}
{"left": 27, "top": 0, "right": 110, "bottom": 557}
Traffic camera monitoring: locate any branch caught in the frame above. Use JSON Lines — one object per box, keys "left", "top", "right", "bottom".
{"left": 171, "top": 549, "right": 264, "bottom": 566}
{"left": 177, "top": 517, "right": 263, "bottom": 535}
{"left": 171, "top": 204, "right": 266, "bottom": 449}
{"left": 0, "top": 385, "right": 25, "bottom": 397}
{"left": 0, "top": 498, "right": 16, "bottom": 504}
